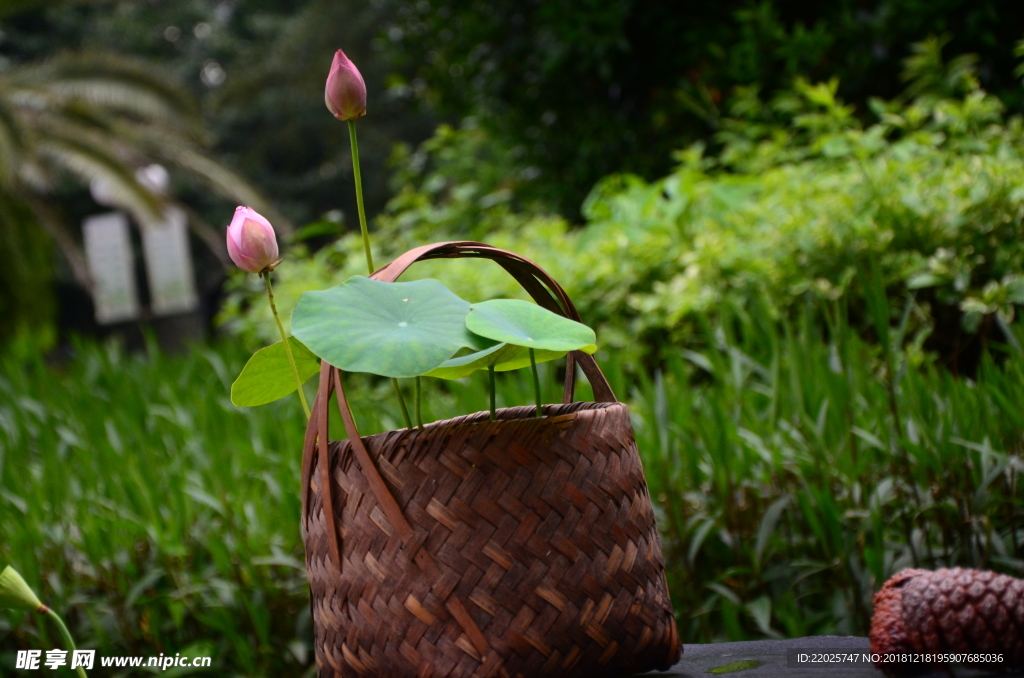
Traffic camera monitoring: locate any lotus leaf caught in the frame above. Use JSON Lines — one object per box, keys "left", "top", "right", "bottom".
{"left": 230, "top": 337, "right": 320, "bottom": 407}
{"left": 466, "top": 299, "right": 597, "bottom": 354}
{"left": 292, "top": 276, "right": 487, "bottom": 378}
{"left": 425, "top": 343, "right": 564, "bottom": 380}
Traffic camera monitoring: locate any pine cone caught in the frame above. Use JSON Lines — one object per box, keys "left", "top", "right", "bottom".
{"left": 869, "top": 568, "right": 1024, "bottom": 675}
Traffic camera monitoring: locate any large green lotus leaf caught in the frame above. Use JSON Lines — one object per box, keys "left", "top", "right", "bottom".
{"left": 292, "top": 276, "right": 486, "bottom": 378}
{"left": 231, "top": 337, "right": 320, "bottom": 407}
{"left": 424, "top": 343, "right": 565, "bottom": 380}
{"left": 466, "top": 299, "right": 597, "bottom": 354}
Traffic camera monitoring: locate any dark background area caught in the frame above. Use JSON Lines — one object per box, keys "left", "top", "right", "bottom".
{"left": 4, "top": 0, "right": 1023, "bottom": 224}
{"left": 384, "top": 0, "right": 1024, "bottom": 215}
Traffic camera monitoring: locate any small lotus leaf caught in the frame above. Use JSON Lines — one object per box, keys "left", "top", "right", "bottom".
{"left": 292, "top": 276, "right": 487, "bottom": 378}
{"left": 231, "top": 337, "right": 320, "bottom": 407}
{"left": 425, "top": 343, "right": 564, "bottom": 380}
{"left": 466, "top": 299, "right": 597, "bottom": 354}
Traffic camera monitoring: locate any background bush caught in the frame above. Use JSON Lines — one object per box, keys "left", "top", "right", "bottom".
{"left": 383, "top": 0, "right": 1024, "bottom": 214}
{"left": 225, "top": 57, "right": 1024, "bottom": 375}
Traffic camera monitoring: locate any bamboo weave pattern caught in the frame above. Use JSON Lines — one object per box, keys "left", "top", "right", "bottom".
{"left": 300, "top": 241, "right": 679, "bottom": 677}
{"left": 302, "top": 401, "right": 680, "bottom": 678}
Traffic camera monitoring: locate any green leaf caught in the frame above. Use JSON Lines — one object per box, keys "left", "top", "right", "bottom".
{"left": 466, "top": 299, "right": 597, "bottom": 354}
{"left": 231, "top": 337, "right": 320, "bottom": 407}
{"left": 292, "top": 276, "right": 486, "bottom": 378}
{"left": 425, "top": 342, "right": 565, "bottom": 380}
{"left": 754, "top": 495, "right": 791, "bottom": 567}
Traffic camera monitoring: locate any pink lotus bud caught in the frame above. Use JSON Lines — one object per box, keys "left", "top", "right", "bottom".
{"left": 226, "top": 206, "right": 280, "bottom": 274}
{"left": 325, "top": 49, "right": 367, "bottom": 121}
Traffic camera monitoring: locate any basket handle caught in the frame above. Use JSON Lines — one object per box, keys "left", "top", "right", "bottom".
{"left": 302, "top": 240, "right": 618, "bottom": 527}
{"left": 303, "top": 240, "right": 618, "bottom": 525}
{"left": 369, "top": 240, "right": 616, "bottom": 404}
{"left": 301, "top": 242, "right": 616, "bottom": 673}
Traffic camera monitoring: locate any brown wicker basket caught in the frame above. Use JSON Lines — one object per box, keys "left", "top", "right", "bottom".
{"left": 300, "top": 242, "right": 681, "bottom": 678}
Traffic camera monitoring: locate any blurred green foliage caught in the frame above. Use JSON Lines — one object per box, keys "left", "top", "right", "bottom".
{"left": 633, "top": 294, "right": 1024, "bottom": 640}
{"left": 384, "top": 0, "right": 1024, "bottom": 214}
{"left": 12, "top": 0, "right": 1024, "bottom": 226}
{"left": 0, "top": 339, "right": 311, "bottom": 675}
{"left": 1, "top": 298, "right": 1020, "bottom": 668}
{"left": 225, "top": 56, "right": 1024, "bottom": 374}
{"left": 0, "top": 335, "right": 582, "bottom": 675}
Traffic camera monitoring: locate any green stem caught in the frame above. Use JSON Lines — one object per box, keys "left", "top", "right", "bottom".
{"left": 348, "top": 120, "right": 374, "bottom": 275}
{"left": 350, "top": 121, "right": 405, "bottom": 430}
{"left": 488, "top": 366, "right": 496, "bottom": 421}
{"left": 392, "top": 378, "right": 412, "bottom": 429}
{"left": 264, "top": 273, "right": 310, "bottom": 419}
{"left": 530, "top": 349, "right": 542, "bottom": 418}
{"left": 44, "top": 609, "right": 87, "bottom": 678}
{"left": 415, "top": 377, "right": 423, "bottom": 429}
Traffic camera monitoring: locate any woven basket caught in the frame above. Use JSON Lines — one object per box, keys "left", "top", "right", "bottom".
{"left": 300, "top": 242, "right": 680, "bottom": 678}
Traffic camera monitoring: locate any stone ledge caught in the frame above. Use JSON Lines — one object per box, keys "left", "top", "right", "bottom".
{"left": 635, "top": 636, "right": 1024, "bottom": 677}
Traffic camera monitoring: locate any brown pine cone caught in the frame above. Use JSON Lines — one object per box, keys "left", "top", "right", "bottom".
{"left": 869, "top": 567, "right": 1024, "bottom": 675}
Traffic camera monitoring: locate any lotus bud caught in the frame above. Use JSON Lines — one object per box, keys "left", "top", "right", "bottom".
{"left": 226, "top": 206, "right": 280, "bottom": 274}
{"left": 0, "top": 566, "right": 45, "bottom": 613}
{"left": 325, "top": 49, "right": 367, "bottom": 121}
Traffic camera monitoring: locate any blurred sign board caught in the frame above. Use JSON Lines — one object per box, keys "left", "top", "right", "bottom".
{"left": 83, "top": 207, "right": 198, "bottom": 325}
{"left": 83, "top": 212, "right": 140, "bottom": 324}
{"left": 141, "top": 206, "right": 198, "bottom": 316}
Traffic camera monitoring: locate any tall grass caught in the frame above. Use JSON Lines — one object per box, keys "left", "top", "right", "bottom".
{"left": 0, "top": 337, "right": 576, "bottom": 676}
{"left": 1, "top": 298, "right": 1022, "bottom": 673}
{"left": 0, "top": 338, "right": 310, "bottom": 675}
{"left": 627, "top": 297, "right": 1024, "bottom": 641}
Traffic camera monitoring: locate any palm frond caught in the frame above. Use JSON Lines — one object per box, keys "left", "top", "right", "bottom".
{"left": 50, "top": 80, "right": 190, "bottom": 127}
{"left": 36, "top": 130, "right": 163, "bottom": 227}
{"left": 15, "top": 158, "right": 50, "bottom": 194}
{"left": 0, "top": 46, "right": 284, "bottom": 306}
{"left": 5, "top": 52, "right": 202, "bottom": 134}
{"left": 20, "top": 52, "right": 197, "bottom": 115}
{"left": 156, "top": 144, "right": 294, "bottom": 234}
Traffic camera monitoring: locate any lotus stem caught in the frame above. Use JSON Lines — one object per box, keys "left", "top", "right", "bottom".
{"left": 264, "top": 273, "right": 310, "bottom": 419}
{"left": 392, "top": 378, "right": 412, "bottom": 429}
{"left": 348, "top": 120, "right": 374, "bottom": 275}
{"left": 488, "top": 366, "right": 496, "bottom": 421}
{"left": 530, "top": 349, "right": 542, "bottom": 417}
{"left": 415, "top": 377, "right": 423, "bottom": 429}
{"left": 43, "top": 608, "right": 87, "bottom": 678}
